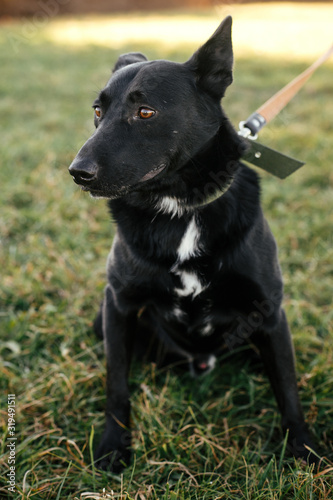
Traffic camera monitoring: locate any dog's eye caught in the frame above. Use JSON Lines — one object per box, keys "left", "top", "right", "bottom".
{"left": 93, "top": 106, "right": 101, "bottom": 118}
{"left": 138, "top": 107, "right": 156, "bottom": 119}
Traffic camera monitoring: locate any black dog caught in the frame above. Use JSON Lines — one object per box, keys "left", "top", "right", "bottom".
{"left": 69, "top": 17, "right": 318, "bottom": 471}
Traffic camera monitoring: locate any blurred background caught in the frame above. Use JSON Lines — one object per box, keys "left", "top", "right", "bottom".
{"left": 1, "top": 1, "right": 332, "bottom": 498}
{"left": 1, "top": 0, "right": 333, "bottom": 58}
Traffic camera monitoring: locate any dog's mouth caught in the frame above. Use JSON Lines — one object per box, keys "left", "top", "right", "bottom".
{"left": 70, "top": 157, "right": 168, "bottom": 201}
{"left": 80, "top": 163, "right": 167, "bottom": 198}
{"left": 81, "top": 184, "right": 131, "bottom": 200}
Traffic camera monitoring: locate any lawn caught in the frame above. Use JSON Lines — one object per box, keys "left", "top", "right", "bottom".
{"left": 0, "top": 3, "right": 333, "bottom": 499}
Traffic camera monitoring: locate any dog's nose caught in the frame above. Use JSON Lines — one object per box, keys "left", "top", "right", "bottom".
{"left": 69, "top": 159, "right": 98, "bottom": 185}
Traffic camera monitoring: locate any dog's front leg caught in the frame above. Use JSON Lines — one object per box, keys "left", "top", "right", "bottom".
{"left": 95, "top": 284, "right": 136, "bottom": 472}
{"left": 252, "top": 309, "right": 318, "bottom": 465}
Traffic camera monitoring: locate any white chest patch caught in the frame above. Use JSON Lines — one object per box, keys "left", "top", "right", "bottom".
{"left": 177, "top": 216, "right": 201, "bottom": 263}
{"left": 171, "top": 215, "right": 206, "bottom": 298}
{"left": 200, "top": 322, "right": 213, "bottom": 336}
{"left": 172, "top": 306, "right": 187, "bottom": 322}
{"left": 156, "top": 196, "right": 184, "bottom": 218}
{"left": 174, "top": 270, "right": 206, "bottom": 298}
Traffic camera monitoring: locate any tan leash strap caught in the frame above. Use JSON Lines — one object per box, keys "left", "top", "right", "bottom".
{"left": 258, "top": 44, "right": 333, "bottom": 124}
{"left": 240, "top": 44, "right": 333, "bottom": 138}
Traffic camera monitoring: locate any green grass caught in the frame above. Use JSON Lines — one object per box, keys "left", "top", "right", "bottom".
{"left": 1, "top": 9, "right": 333, "bottom": 499}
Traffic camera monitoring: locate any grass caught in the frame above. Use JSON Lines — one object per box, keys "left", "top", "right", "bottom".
{"left": 0, "top": 4, "right": 333, "bottom": 498}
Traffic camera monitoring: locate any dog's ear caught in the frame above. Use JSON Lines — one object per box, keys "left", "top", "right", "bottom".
{"left": 112, "top": 52, "right": 148, "bottom": 73}
{"left": 185, "top": 16, "right": 233, "bottom": 99}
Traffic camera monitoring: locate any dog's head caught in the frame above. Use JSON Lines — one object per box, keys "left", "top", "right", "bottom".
{"left": 69, "top": 16, "right": 238, "bottom": 200}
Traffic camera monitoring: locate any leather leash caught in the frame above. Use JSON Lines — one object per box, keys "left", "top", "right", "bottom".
{"left": 239, "top": 44, "right": 333, "bottom": 178}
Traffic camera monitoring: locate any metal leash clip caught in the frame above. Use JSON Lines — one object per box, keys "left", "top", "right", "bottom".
{"left": 238, "top": 112, "right": 267, "bottom": 141}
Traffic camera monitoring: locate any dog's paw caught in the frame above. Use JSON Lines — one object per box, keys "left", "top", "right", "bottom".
{"left": 287, "top": 426, "right": 320, "bottom": 467}
{"left": 94, "top": 429, "right": 132, "bottom": 473}
{"left": 94, "top": 447, "right": 131, "bottom": 473}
